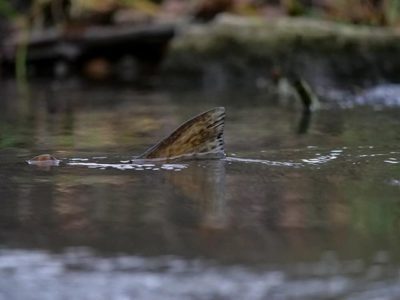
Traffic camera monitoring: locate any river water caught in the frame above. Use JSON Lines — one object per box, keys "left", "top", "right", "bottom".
{"left": 1, "top": 79, "right": 400, "bottom": 299}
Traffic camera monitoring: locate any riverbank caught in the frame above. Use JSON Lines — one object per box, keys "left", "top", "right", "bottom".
{"left": 161, "top": 15, "right": 400, "bottom": 89}
{"left": 2, "top": 14, "right": 400, "bottom": 88}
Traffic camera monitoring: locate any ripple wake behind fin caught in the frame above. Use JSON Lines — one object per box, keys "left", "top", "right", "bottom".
{"left": 138, "top": 107, "right": 225, "bottom": 160}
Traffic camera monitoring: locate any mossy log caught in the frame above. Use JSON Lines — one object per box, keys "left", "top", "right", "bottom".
{"left": 1, "top": 23, "right": 174, "bottom": 77}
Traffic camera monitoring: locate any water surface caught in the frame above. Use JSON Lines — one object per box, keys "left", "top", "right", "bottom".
{"left": 1, "top": 80, "right": 400, "bottom": 299}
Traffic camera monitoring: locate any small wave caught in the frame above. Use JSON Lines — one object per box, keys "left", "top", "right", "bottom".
{"left": 225, "top": 157, "right": 303, "bottom": 168}
{"left": 227, "top": 147, "right": 400, "bottom": 169}
{"left": 302, "top": 149, "right": 342, "bottom": 165}
{"left": 355, "top": 84, "right": 400, "bottom": 107}
{"left": 388, "top": 179, "right": 400, "bottom": 186}
{"left": 65, "top": 148, "right": 400, "bottom": 171}
{"left": 226, "top": 149, "right": 345, "bottom": 167}
{"left": 67, "top": 161, "right": 187, "bottom": 171}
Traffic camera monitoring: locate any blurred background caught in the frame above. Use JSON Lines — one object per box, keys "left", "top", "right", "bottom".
{"left": 2, "top": 0, "right": 400, "bottom": 83}
{"left": 2, "top": 1, "right": 400, "bottom": 300}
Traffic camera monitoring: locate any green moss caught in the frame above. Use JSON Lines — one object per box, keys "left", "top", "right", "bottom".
{"left": 0, "top": 0, "right": 16, "bottom": 18}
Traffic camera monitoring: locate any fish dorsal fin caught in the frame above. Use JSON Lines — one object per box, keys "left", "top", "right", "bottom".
{"left": 138, "top": 107, "right": 225, "bottom": 160}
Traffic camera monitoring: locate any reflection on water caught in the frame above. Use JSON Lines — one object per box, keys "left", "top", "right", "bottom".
{"left": 1, "top": 80, "right": 400, "bottom": 299}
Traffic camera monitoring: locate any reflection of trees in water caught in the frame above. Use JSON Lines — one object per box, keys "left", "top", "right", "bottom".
{"left": 0, "top": 82, "right": 182, "bottom": 151}
{"left": 1, "top": 154, "right": 400, "bottom": 261}
{"left": 2, "top": 82, "right": 400, "bottom": 260}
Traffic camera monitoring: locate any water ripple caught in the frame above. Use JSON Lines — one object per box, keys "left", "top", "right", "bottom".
{"left": 227, "top": 147, "right": 400, "bottom": 169}
{"left": 225, "top": 157, "right": 302, "bottom": 168}
{"left": 59, "top": 148, "right": 400, "bottom": 171}
{"left": 302, "top": 149, "right": 343, "bottom": 165}
{"left": 67, "top": 162, "right": 187, "bottom": 171}
{"left": 0, "top": 249, "right": 398, "bottom": 300}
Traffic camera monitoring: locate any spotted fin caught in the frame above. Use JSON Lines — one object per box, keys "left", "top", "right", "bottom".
{"left": 138, "top": 107, "right": 225, "bottom": 160}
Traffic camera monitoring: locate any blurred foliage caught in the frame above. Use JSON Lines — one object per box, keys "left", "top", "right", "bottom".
{"left": 385, "top": 0, "right": 400, "bottom": 25}
{"left": 327, "top": 0, "right": 384, "bottom": 26}
{"left": 0, "top": 0, "right": 16, "bottom": 18}
{"left": 3, "top": 0, "right": 400, "bottom": 28}
{"left": 68, "top": 0, "right": 160, "bottom": 15}
{"left": 280, "top": 0, "right": 306, "bottom": 16}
